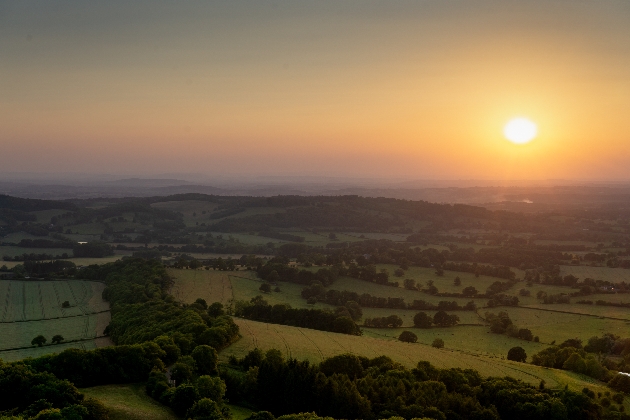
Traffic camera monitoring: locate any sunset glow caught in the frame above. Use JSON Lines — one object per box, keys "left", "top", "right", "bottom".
{"left": 1, "top": 1, "right": 630, "bottom": 180}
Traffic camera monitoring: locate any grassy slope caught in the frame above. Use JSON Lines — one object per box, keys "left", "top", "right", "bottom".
{"left": 223, "top": 317, "right": 612, "bottom": 395}
{"left": 81, "top": 384, "right": 178, "bottom": 420}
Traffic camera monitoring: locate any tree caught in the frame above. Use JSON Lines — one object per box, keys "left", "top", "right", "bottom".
{"left": 266, "top": 270, "right": 280, "bottom": 283}
{"left": 413, "top": 312, "right": 432, "bottom": 328}
{"left": 507, "top": 346, "right": 527, "bottom": 362}
{"left": 196, "top": 376, "right": 226, "bottom": 402}
{"left": 192, "top": 345, "right": 218, "bottom": 375}
{"left": 609, "top": 374, "right": 630, "bottom": 394}
{"left": 433, "top": 311, "right": 459, "bottom": 327}
{"left": 462, "top": 286, "right": 478, "bottom": 297}
{"left": 171, "top": 362, "right": 194, "bottom": 385}
{"left": 394, "top": 268, "right": 404, "bottom": 277}
{"left": 518, "top": 328, "right": 533, "bottom": 341}
{"left": 171, "top": 384, "right": 199, "bottom": 416}
{"left": 398, "top": 331, "right": 418, "bottom": 343}
{"left": 453, "top": 277, "right": 461, "bottom": 286}
{"left": 435, "top": 268, "right": 444, "bottom": 276}
{"left": 61, "top": 301, "right": 70, "bottom": 308}
{"left": 195, "top": 298, "right": 208, "bottom": 309}
{"left": 207, "top": 302, "right": 225, "bottom": 317}
{"left": 403, "top": 279, "right": 416, "bottom": 290}
{"left": 51, "top": 335, "right": 64, "bottom": 344}
{"left": 259, "top": 283, "right": 272, "bottom": 293}
{"left": 328, "top": 233, "right": 337, "bottom": 240}
{"left": 187, "top": 398, "right": 225, "bottom": 420}
{"left": 432, "top": 338, "right": 444, "bottom": 349}
{"left": 31, "top": 335, "right": 46, "bottom": 347}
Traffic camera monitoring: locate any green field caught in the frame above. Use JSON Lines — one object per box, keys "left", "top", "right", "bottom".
{"left": 81, "top": 383, "right": 178, "bottom": 420}
{"left": 81, "top": 383, "right": 253, "bottom": 420}
{"left": 0, "top": 280, "right": 111, "bottom": 362}
{"left": 224, "top": 318, "right": 611, "bottom": 394}
{"left": 561, "top": 265, "right": 630, "bottom": 283}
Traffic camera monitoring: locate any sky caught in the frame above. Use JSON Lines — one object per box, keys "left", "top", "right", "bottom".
{"left": 1, "top": 1, "right": 630, "bottom": 182}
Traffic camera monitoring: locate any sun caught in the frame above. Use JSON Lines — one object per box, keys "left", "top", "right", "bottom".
{"left": 503, "top": 118, "right": 537, "bottom": 144}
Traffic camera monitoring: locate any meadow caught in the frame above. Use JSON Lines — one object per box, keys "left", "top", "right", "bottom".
{"left": 561, "top": 265, "right": 630, "bottom": 283}
{"left": 225, "top": 317, "right": 614, "bottom": 396}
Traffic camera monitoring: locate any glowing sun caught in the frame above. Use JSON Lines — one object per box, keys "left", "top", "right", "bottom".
{"left": 504, "top": 118, "right": 537, "bottom": 144}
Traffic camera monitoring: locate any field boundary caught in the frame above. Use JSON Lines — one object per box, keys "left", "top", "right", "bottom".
{"left": 0, "top": 309, "right": 110, "bottom": 324}
{"left": 516, "top": 305, "right": 630, "bottom": 322}
{"left": 0, "top": 335, "right": 110, "bottom": 354}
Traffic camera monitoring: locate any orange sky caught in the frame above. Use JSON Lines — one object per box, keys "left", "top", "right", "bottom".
{"left": 1, "top": 1, "right": 630, "bottom": 181}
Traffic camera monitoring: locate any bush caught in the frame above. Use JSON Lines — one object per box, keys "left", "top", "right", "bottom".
{"left": 432, "top": 338, "right": 444, "bottom": 349}
{"left": 609, "top": 374, "right": 630, "bottom": 394}
{"left": 507, "top": 347, "right": 527, "bottom": 362}
{"left": 398, "top": 331, "right": 418, "bottom": 343}
{"left": 413, "top": 312, "right": 432, "bottom": 328}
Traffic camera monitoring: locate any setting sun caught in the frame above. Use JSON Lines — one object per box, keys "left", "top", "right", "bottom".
{"left": 504, "top": 118, "right": 538, "bottom": 144}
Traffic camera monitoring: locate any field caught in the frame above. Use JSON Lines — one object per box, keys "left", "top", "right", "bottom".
{"left": 224, "top": 318, "right": 612, "bottom": 395}
{"left": 561, "top": 265, "right": 630, "bottom": 283}
{"left": 0, "top": 280, "right": 111, "bottom": 362}
{"left": 167, "top": 268, "right": 235, "bottom": 306}
{"left": 81, "top": 383, "right": 253, "bottom": 420}
{"left": 81, "top": 383, "right": 178, "bottom": 420}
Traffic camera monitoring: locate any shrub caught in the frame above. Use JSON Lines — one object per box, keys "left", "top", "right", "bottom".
{"left": 432, "top": 338, "right": 445, "bottom": 349}
{"left": 398, "top": 331, "right": 418, "bottom": 343}
{"left": 507, "top": 347, "right": 527, "bottom": 362}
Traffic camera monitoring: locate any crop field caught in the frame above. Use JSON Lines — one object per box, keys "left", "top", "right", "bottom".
{"left": 561, "top": 265, "right": 630, "bottom": 283}
{"left": 167, "top": 268, "right": 235, "bottom": 306}
{"left": 223, "top": 318, "right": 612, "bottom": 394}
{"left": 0, "top": 280, "right": 111, "bottom": 362}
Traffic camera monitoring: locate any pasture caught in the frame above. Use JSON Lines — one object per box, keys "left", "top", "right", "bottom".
{"left": 81, "top": 383, "right": 178, "bottom": 420}
{"left": 81, "top": 383, "right": 253, "bottom": 420}
{"left": 561, "top": 265, "right": 630, "bottom": 283}
{"left": 223, "top": 318, "right": 613, "bottom": 394}
{"left": 0, "top": 279, "right": 111, "bottom": 362}
{"left": 167, "top": 268, "right": 235, "bottom": 306}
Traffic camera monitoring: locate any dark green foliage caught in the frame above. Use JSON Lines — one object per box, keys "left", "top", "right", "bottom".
{"left": 413, "top": 311, "right": 433, "bottom": 328}
{"left": 608, "top": 374, "right": 630, "bottom": 394}
{"left": 398, "top": 331, "right": 418, "bottom": 343}
{"left": 235, "top": 296, "right": 361, "bottom": 335}
{"left": 73, "top": 242, "right": 114, "bottom": 258}
{"left": 432, "top": 338, "right": 445, "bottom": 348}
{"left": 226, "top": 351, "right": 602, "bottom": 420}
{"left": 318, "top": 354, "right": 365, "bottom": 379}
{"left": 192, "top": 345, "right": 219, "bottom": 376}
{"left": 363, "top": 314, "right": 403, "bottom": 328}
{"left": 32, "top": 335, "right": 47, "bottom": 347}
{"left": 171, "top": 384, "right": 199, "bottom": 416}
{"left": 432, "top": 311, "right": 459, "bottom": 327}
{"left": 507, "top": 347, "right": 527, "bottom": 362}
{"left": 0, "top": 361, "right": 98, "bottom": 419}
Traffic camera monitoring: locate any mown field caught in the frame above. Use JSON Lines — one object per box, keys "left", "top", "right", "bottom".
{"left": 225, "top": 318, "right": 612, "bottom": 395}
{"left": 0, "top": 279, "right": 111, "bottom": 362}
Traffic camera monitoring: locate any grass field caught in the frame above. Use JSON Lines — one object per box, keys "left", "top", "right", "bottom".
{"left": 167, "top": 268, "right": 235, "bottom": 306}
{"left": 81, "top": 383, "right": 253, "bottom": 420}
{"left": 223, "top": 318, "right": 612, "bottom": 394}
{"left": 81, "top": 383, "right": 178, "bottom": 420}
{"left": 0, "top": 280, "right": 111, "bottom": 362}
{"left": 561, "top": 265, "right": 630, "bottom": 283}
{"left": 0, "top": 245, "right": 72, "bottom": 258}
